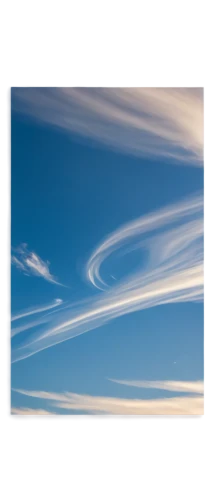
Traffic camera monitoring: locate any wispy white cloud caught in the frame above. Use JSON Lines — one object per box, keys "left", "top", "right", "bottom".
{"left": 86, "top": 191, "right": 203, "bottom": 291}
{"left": 11, "top": 298, "right": 63, "bottom": 322}
{"left": 11, "top": 316, "right": 50, "bottom": 337}
{"left": 11, "top": 192, "right": 203, "bottom": 363}
{"left": 11, "top": 256, "right": 26, "bottom": 271}
{"left": 11, "top": 243, "right": 64, "bottom": 286}
{"left": 108, "top": 379, "right": 204, "bottom": 395}
{"left": 12, "top": 388, "right": 203, "bottom": 415}
{"left": 12, "top": 88, "right": 203, "bottom": 165}
{"left": 11, "top": 407, "right": 55, "bottom": 415}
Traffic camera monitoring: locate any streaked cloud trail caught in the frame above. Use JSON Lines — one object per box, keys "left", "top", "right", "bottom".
{"left": 11, "top": 407, "right": 56, "bottom": 415}
{"left": 11, "top": 298, "right": 63, "bottom": 322}
{"left": 108, "top": 379, "right": 204, "bottom": 394}
{"left": 11, "top": 192, "right": 203, "bottom": 363}
{"left": 12, "top": 382, "right": 204, "bottom": 415}
{"left": 11, "top": 317, "right": 50, "bottom": 337}
{"left": 11, "top": 88, "right": 203, "bottom": 165}
{"left": 11, "top": 243, "right": 65, "bottom": 286}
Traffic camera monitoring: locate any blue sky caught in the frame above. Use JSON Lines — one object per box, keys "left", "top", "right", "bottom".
{"left": 11, "top": 88, "right": 204, "bottom": 415}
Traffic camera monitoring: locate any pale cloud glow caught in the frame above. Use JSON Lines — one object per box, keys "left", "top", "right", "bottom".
{"left": 11, "top": 192, "right": 203, "bottom": 363}
{"left": 12, "top": 88, "right": 203, "bottom": 165}
{"left": 12, "top": 385, "right": 204, "bottom": 415}
{"left": 11, "top": 243, "right": 64, "bottom": 286}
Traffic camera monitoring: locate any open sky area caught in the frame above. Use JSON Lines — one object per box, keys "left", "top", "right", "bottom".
{"left": 11, "top": 88, "right": 204, "bottom": 415}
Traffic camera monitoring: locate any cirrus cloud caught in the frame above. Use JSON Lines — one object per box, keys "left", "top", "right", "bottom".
{"left": 11, "top": 192, "right": 203, "bottom": 363}
{"left": 108, "top": 379, "right": 204, "bottom": 395}
{"left": 12, "top": 384, "right": 204, "bottom": 415}
{"left": 11, "top": 87, "right": 203, "bottom": 165}
{"left": 11, "top": 243, "right": 65, "bottom": 286}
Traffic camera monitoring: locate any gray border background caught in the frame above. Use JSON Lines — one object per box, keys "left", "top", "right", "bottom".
{"left": 0, "top": 0, "right": 209, "bottom": 500}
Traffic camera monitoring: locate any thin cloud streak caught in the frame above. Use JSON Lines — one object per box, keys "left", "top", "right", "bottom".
{"left": 12, "top": 388, "right": 203, "bottom": 415}
{"left": 11, "top": 316, "right": 50, "bottom": 337}
{"left": 11, "top": 407, "right": 55, "bottom": 415}
{"left": 108, "top": 379, "right": 204, "bottom": 395}
{"left": 11, "top": 192, "right": 203, "bottom": 363}
{"left": 11, "top": 298, "right": 63, "bottom": 322}
{"left": 11, "top": 88, "right": 203, "bottom": 165}
{"left": 12, "top": 243, "right": 65, "bottom": 286}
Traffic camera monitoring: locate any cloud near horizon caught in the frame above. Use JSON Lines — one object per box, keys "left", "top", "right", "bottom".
{"left": 12, "top": 381, "right": 204, "bottom": 415}
{"left": 11, "top": 88, "right": 203, "bottom": 165}
{"left": 11, "top": 407, "right": 56, "bottom": 415}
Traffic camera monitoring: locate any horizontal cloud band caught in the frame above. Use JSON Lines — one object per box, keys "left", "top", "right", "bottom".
{"left": 12, "top": 382, "right": 204, "bottom": 415}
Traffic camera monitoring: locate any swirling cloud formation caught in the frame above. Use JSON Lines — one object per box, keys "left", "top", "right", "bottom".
{"left": 11, "top": 192, "right": 203, "bottom": 363}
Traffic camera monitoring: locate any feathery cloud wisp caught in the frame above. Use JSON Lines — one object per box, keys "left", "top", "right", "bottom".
{"left": 11, "top": 88, "right": 203, "bottom": 165}
{"left": 11, "top": 243, "right": 64, "bottom": 286}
